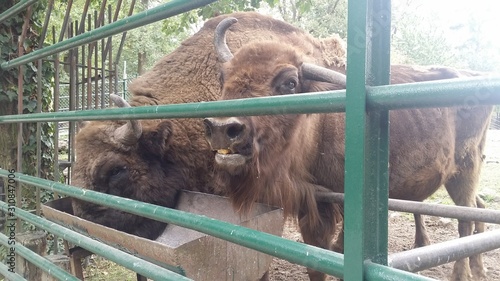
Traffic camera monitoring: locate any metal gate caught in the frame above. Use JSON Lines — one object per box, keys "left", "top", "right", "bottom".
{"left": 1, "top": 0, "right": 500, "bottom": 280}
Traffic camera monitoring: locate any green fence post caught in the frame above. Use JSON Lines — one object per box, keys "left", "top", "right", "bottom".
{"left": 344, "top": 0, "right": 391, "bottom": 279}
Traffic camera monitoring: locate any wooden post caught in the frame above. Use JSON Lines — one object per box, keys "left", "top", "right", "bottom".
{"left": 137, "top": 52, "right": 146, "bottom": 75}
{"left": 41, "top": 255, "right": 71, "bottom": 281}
{"left": 16, "top": 231, "right": 47, "bottom": 281}
{"left": 67, "top": 244, "right": 92, "bottom": 280}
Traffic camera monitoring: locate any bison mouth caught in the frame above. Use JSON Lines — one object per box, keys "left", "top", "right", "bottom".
{"left": 204, "top": 117, "right": 253, "bottom": 173}
{"left": 214, "top": 147, "right": 250, "bottom": 168}
{"left": 212, "top": 142, "right": 253, "bottom": 175}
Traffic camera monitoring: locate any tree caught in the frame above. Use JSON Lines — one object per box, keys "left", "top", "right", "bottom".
{"left": 121, "top": 0, "right": 280, "bottom": 75}
{"left": 274, "top": 0, "right": 347, "bottom": 39}
{"left": 453, "top": 11, "right": 500, "bottom": 72}
{"left": 390, "top": 1, "right": 456, "bottom": 65}
{"left": 390, "top": 0, "right": 500, "bottom": 72}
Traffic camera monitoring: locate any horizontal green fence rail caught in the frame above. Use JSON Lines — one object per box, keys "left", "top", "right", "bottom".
{"left": 0, "top": 262, "right": 26, "bottom": 281}
{"left": 367, "top": 76, "right": 500, "bottom": 110}
{"left": 0, "top": 170, "right": 346, "bottom": 278}
{"left": 0, "top": 76, "right": 498, "bottom": 124}
{"left": 365, "top": 262, "right": 435, "bottom": 281}
{"left": 0, "top": 170, "right": 438, "bottom": 280}
{"left": 0, "top": 0, "right": 216, "bottom": 70}
{"left": 0, "top": 0, "right": 38, "bottom": 24}
{"left": 0, "top": 200, "right": 191, "bottom": 281}
{"left": 0, "top": 232, "right": 79, "bottom": 281}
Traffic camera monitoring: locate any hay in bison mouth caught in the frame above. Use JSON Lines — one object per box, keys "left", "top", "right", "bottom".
{"left": 215, "top": 149, "right": 247, "bottom": 167}
{"left": 214, "top": 145, "right": 252, "bottom": 169}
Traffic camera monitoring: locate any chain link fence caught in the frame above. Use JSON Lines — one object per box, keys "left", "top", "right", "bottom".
{"left": 57, "top": 78, "right": 135, "bottom": 134}
{"left": 58, "top": 78, "right": 134, "bottom": 111}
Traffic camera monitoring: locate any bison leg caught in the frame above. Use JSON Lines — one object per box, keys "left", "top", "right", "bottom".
{"left": 470, "top": 195, "right": 487, "bottom": 279}
{"left": 445, "top": 168, "right": 485, "bottom": 280}
{"left": 413, "top": 213, "right": 431, "bottom": 248}
{"left": 299, "top": 202, "right": 341, "bottom": 281}
{"left": 331, "top": 205, "right": 345, "bottom": 254}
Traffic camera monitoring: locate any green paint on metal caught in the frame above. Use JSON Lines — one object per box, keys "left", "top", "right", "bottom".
{"left": 367, "top": 76, "right": 500, "bottom": 110}
{"left": 0, "top": 90, "right": 347, "bottom": 123}
{"left": 363, "top": 0, "right": 391, "bottom": 266}
{"left": 0, "top": 0, "right": 39, "bottom": 24}
{"left": 365, "top": 262, "right": 438, "bottom": 281}
{"left": 0, "top": 170, "right": 345, "bottom": 278}
{"left": 0, "top": 262, "right": 26, "bottom": 281}
{"left": 1, "top": 77, "right": 499, "bottom": 124}
{"left": 0, "top": 232, "right": 80, "bottom": 281}
{"left": 343, "top": 0, "right": 394, "bottom": 278}
{"left": 344, "top": 0, "right": 369, "bottom": 279}
{"left": 0, "top": 201, "right": 192, "bottom": 281}
{"left": 0, "top": 0, "right": 216, "bottom": 70}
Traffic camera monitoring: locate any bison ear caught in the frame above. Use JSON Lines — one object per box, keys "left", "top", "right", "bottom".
{"left": 140, "top": 121, "right": 174, "bottom": 157}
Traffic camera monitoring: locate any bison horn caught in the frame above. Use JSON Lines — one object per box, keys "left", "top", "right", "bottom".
{"left": 109, "top": 94, "right": 142, "bottom": 146}
{"left": 214, "top": 17, "right": 238, "bottom": 63}
{"left": 301, "top": 63, "right": 347, "bottom": 86}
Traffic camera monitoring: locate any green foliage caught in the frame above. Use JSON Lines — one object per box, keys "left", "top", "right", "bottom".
{"left": 275, "top": 0, "right": 347, "bottom": 39}
{"left": 161, "top": 0, "right": 277, "bottom": 35}
{"left": 0, "top": 1, "right": 56, "bottom": 211}
{"left": 452, "top": 14, "right": 500, "bottom": 72}
{"left": 198, "top": 0, "right": 276, "bottom": 17}
{"left": 391, "top": 2, "right": 445, "bottom": 65}
{"left": 391, "top": 0, "right": 500, "bottom": 72}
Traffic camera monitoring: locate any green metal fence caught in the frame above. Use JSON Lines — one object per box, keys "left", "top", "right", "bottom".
{"left": 1, "top": 0, "right": 500, "bottom": 280}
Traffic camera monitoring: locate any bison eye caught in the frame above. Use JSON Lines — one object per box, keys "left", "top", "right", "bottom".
{"left": 278, "top": 79, "right": 298, "bottom": 95}
{"left": 109, "top": 166, "right": 126, "bottom": 178}
{"left": 107, "top": 166, "right": 129, "bottom": 192}
{"left": 286, "top": 80, "right": 296, "bottom": 89}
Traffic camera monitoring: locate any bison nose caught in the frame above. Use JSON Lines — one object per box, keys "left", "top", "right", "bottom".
{"left": 203, "top": 117, "right": 246, "bottom": 149}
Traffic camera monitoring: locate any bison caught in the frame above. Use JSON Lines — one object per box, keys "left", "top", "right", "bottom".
{"left": 71, "top": 12, "right": 346, "bottom": 240}
{"left": 203, "top": 17, "right": 493, "bottom": 281}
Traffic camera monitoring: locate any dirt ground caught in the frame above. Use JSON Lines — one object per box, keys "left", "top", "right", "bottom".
{"left": 268, "top": 129, "right": 500, "bottom": 281}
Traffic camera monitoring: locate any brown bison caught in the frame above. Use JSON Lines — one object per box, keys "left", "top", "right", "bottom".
{"left": 71, "top": 12, "right": 346, "bottom": 240}
{"left": 204, "top": 17, "right": 493, "bottom": 281}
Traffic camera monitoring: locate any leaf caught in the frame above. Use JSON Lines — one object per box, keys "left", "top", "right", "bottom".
{"left": 5, "top": 89, "right": 17, "bottom": 101}
{"left": 24, "top": 99, "right": 38, "bottom": 112}
{"left": 0, "top": 34, "right": 9, "bottom": 44}
{"left": 29, "top": 62, "right": 37, "bottom": 73}
{"left": 297, "top": 0, "right": 313, "bottom": 14}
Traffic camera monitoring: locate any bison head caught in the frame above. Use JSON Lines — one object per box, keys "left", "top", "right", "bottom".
{"left": 72, "top": 95, "right": 191, "bottom": 239}
{"left": 204, "top": 18, "right": 346, "bottom": 215}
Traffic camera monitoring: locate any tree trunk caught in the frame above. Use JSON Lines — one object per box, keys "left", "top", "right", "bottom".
{"left": 138, "top": 51, "right": 147, "bottom": 75}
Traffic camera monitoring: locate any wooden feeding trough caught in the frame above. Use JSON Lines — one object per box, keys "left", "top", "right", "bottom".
{"left": 42, "top": 191, "right": 284, "bottom": 280}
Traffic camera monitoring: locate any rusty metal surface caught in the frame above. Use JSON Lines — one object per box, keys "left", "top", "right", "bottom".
{"left": 42, "top": 191, "right": 284, "bottom": 281}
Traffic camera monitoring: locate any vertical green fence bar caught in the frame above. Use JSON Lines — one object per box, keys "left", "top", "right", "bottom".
{"left": 344, "top": 0, "right": 391, "bottom": 279}
{"left": 364, "top": 0, "right": 391, "bottom": 266}
{"left": 344, "top": 0, "right": 369, "bottom": 278}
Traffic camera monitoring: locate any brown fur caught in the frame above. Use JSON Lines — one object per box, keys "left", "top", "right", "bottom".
{"left": 207, "top": 40, "right": 493, "bottom": 281}
{"left": 72, "top": 12, "right": 347, "bottom": 239}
